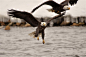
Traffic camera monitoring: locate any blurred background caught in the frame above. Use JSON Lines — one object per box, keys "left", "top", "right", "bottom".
{"left": 0, "top": 0, "right": 86, "bottom": 27}
{"left": 0, "top": 0, "right": 86, "bottom": 57}
{"left": 0, "top": 0, "right": 86, "bottom": 17}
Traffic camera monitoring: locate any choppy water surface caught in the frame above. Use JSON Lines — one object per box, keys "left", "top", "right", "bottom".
{"left": 0, "top": 26, "right": 86, "bottom": 57}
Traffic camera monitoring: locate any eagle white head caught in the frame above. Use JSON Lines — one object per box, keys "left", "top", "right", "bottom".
{"left": 63, "top": 5, "right": 70, "bottom": 10}
{"left": 41, "top": 22, "right": 47, "bottom": 26}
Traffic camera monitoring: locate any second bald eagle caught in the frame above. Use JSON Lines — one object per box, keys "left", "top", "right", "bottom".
{"left": 31, "top": 0, "right": 78, "bottom": 14}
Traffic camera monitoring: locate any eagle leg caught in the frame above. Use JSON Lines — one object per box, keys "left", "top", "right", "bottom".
{"left": 42, "top": 30, "right": 45, "bottom": 44}
{"left": 37, "top": 33, "right": 42, "bottom": 40}
{"left": 35, "top": 27, "right": 39, "bottom": 37}
{"left": 37, "top": 37, "right": 39, "bottom": 40}
{"left": 43, "top": 40, "right": 45, "bottom": 44}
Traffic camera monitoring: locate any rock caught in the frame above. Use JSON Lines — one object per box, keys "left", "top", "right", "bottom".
{"left": 1, "top": 22, "right": 5, "bottom": 26}
{"left": 71, "top": 23, "right": 80, "bottom": 26}
{"left": 5, "top": 25, "right": 10, "bottom": 30}
{"left": 25, "top": 23, "right": 31, "bottom": 27}
{"left": 60, "top": 21, "right": 71, "bottom": 26}
{"left": 79, "top": 22, "right": 85, "bottom": 26}
{"left": 16, "top": 22, "right": 21, "bottom": 26}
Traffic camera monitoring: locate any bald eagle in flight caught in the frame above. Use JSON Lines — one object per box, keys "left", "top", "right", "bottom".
{"left": 31, "top": 0, "right": 78, "bottom": 14}
{"left": 8, "top": 9, "right": 65, "bottom": 44}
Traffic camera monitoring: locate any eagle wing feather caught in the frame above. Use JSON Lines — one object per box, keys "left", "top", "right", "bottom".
{"left": 31, "top": 1, "right": 61, "bottom": 13}
{"left": 8, "top": 9, "right": 40, "bottom": 27}
{"left": 61, "top": 0, "right": 78, "bottom": 6}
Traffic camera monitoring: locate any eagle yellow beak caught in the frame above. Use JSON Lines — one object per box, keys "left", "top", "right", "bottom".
{"left": 68, "top": 7, "right": 70, "bottom": 10}
{"left": 43, "top": 23, "right": 46, "bottom": 26}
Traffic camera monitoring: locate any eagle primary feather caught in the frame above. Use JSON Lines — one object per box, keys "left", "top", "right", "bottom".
{"left": 61, "top": 0, "right": 78, "bottom": 6}
{"left": 8, "top": 9, "right": 39, "bottom": 27}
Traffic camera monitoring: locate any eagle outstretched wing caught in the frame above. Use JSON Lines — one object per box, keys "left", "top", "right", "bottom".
{"left": 31, "top": 1, "right": 61, "bottom": 13}
{"left": 8, "top": 9, "right": 40, "bottom": 27}
{"left": 61, "top": 0, "right": 78, "bottom": 6}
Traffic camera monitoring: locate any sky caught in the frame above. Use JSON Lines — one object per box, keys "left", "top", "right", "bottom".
{"left": 0, "top": 0, "right": 86, "bottom": 17}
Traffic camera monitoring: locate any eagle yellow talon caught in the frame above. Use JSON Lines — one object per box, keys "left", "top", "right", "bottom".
{"left": 43, "top": 40, "right": 45, "bottom": 44}
{"left": 68, "top": 7, "right": 70, "bottom": 10}
{"left": 37, "top": 37, "right": 39, "bottom": 40}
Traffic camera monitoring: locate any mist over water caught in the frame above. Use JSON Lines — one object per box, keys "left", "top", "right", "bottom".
{"left": 0, "top": 26, "right": 86, "bottom": 57}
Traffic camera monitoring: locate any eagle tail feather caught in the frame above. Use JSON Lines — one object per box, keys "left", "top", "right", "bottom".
{"left": 29, "top": 31, "right": 42, "bottom": 38}
{"left": 29, "top": 31, "right": 36, "bottom": 37}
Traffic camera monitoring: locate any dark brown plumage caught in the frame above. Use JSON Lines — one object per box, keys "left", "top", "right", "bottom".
{"left": 61, "top": 0, "right": 78, "bottom": 6}
{"left": 8, "top": 9, "right": 39, "bottom": 27}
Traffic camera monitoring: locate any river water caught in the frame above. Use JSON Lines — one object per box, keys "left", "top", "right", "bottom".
{"left": 0, "top": 26, "right": 86, "bottom": 57}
